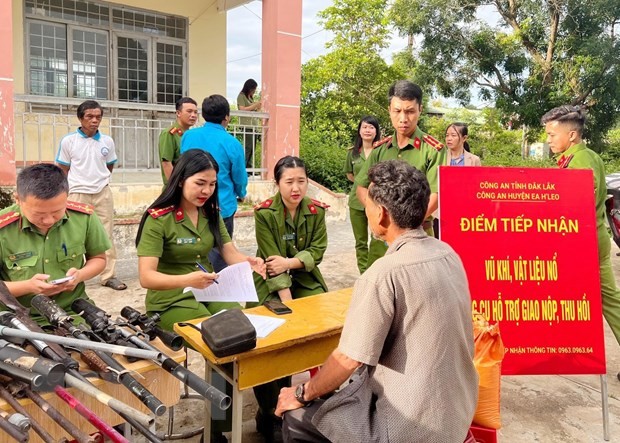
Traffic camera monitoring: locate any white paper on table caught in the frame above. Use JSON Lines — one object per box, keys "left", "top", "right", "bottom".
{"left": 243, "top": 313, "right": 286, "bottom": 338}
{"left": 183, "top": 261, "right": 259, "bottom": 302}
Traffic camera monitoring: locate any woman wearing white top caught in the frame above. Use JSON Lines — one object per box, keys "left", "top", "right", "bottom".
{"left": 434, "top": 122, "right": 481, "bottom": 238}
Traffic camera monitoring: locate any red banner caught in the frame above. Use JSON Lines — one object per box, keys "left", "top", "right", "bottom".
{"left": 439, "top": 166, "right": 605, "bottom": 375}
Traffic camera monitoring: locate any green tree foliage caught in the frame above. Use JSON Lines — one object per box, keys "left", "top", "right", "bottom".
{"left": 301, "top": 0, "right": 403, "bottom": 143}
{"left": 389, "top": 0, "right": 620, "bottom": 144}
{"left": 299, "top": 128, "right": 350, "bottom": 193}
{"left": 0, "top": 188, "right": 14, "bottom": 210}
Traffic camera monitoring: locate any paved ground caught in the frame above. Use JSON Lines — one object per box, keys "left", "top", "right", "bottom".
{"left": 88, "top": 219, "right": 620, "bottom": 442}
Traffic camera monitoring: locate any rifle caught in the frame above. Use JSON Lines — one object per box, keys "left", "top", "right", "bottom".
{"left": 20, "top": 382, "right": 96, "bottom": 443}
{"left": 30, "top": 295, "right": 166, "bottom": 417}
{"left": 0, "top": 339, "right": 65, "bottom": 386}
{"left": 0, "top": 282, "right": 161, "bottom": 441}
{"left": 120, "top": 306, "right": 183, "bottom": 351}
{"left": 74, "top": 299, "right": 231, "bottom": 410}
{"left": 54, "top": 384, "right": 128, "bottom": 443}
{"left": 0, "top": 282, "right": 77, "bottom": 370}
{"left": 0, "top": 312, "right": 154, "bottom": 428}
{"left": 0, "top": 383, "right": 58, "bottom": 443}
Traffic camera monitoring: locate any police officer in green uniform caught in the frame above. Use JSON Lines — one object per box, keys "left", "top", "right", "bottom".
{"left": 252, "top": 156, "right": 328, "bottom": 305}
{"left": 250, "top": 156, "right": 328, "bottom": 442}
{"left": 136, "top": 149, "right": 264, "bottom": 330}
{"left": 542, "top": 105, "right": 620, "bottom": 355}
{"left": 355, "top": 80, "right": 446, "bottom": 268}
{"left": 136, "top": 149, "right": 265, "bottom": 443}
{"left": 344, "top": 116, "right": 381, "bottom": 274}
{"left": 158, "top": 97, "right": 198, "bottom": 185}
{"left": 0, "top": 164, "right": 110, "bottom": 325}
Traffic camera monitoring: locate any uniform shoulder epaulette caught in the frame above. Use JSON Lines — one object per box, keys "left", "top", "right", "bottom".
{"left": 557, "top": 154, "right": 574, "bottom": 169}
{"left": 254, "top": 199, "right": 273, "bottom": 211}
{"left": 66, "top": 201, "right": 94, "bottom": 215}
{"left": 423, "top": 134, "right": 444, "bottom": 151}
{"left": 169, "top": 127, "right": 183, "bottom": 136}
{"left": 308, "top": 198, "right": 329, "bottom": 214}
{"left": 0, "top": 211, "right": 20, "bottom": 229}
{"left": 148, "top": 205, "right": 175, "bottom": 218}
{"left": 373, "top": 136, "right": 392, "bottom": 149}
{"left": 310, "top": 198, "right": 329, "bottom": 209}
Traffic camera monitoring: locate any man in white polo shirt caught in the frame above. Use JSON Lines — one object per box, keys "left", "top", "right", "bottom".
{"left": 55, "top": 100, "right": 126, "bottom": 291}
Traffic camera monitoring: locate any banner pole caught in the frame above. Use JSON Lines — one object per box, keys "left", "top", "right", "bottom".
{"left": 600, "top": 374, "right": 610, "bottom": 441}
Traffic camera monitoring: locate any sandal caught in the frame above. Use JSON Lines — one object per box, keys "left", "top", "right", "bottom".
{"left": 102, "top": 277, "right": 127, "bottom": 291}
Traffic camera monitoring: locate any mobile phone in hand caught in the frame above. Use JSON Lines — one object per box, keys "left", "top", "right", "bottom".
{"left": 49, "top": 276, "right": 75, "bottom": 285}
{"left": 264, "top": 299, "right": 292, "bottom": 315}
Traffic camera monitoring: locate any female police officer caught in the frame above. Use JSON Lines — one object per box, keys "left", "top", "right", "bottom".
{"left": 136, "top": 149, "right": 264, "bottom": 329}
{"left": 135, "top": 149, "right": 265, "bottom": 443}
{"left": 250, "top": 155, "right": 328, "bottom": 441}
{"left": 343, "top": 116, "right": 381, "bottom": 274}
{"left": 252, "top": 155, "right": 328, "bottom": 304}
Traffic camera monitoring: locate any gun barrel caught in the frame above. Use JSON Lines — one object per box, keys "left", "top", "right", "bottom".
{"left": 54, "top": 385, "right": 128, "bottom": 443}
{"left": 76, "top": 300, "right": 231, "bottom": 410}
{"left": 0, "top": 383, "right": 56, "bottom": 443}
{"left": 0, "top": 414, "right": 28, "bottom": 443}
{"left": 64, "top": 374, "right": 154, "bottom": 428}
{"left": 0, "top": 325, "right": 161, "bottom": 360}
{"left": 0, "top": 360, "right": 46, "bottom": 390}
{"left": 23, "top": 384, "right": 96, "bottom": 443}
{"left": 31, "top": 296, "right": 166, "bottom": 417}
{"left": 0, "top": 339, "right": 65, "bottom": 385}
{"left": 120, "top": 323, "right": 231, "bottom": 410}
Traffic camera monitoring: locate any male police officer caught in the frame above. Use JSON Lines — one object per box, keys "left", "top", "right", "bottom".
{"left": 0, "top": 164, "right": 110, "bottom": 324}
{"left": 542, "top": 105, "right": 620, "bottom": 357}
{"left": 159, "top": 97, "right": 198, "bottom": 184}
{"left": 355, "top": 80, "right": 445, "bottom": 269}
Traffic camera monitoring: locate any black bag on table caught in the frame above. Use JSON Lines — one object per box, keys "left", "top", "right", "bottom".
{"left": 200, "top": 309, "right": 256, "bottom": 357}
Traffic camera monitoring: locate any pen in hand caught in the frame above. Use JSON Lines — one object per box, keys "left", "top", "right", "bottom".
{"left": 195, "top": 262, "right": 219, "bottom": 284}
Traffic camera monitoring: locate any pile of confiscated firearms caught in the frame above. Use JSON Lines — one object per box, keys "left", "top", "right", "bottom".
{"left": 0, "top": 281, "right": 229, "bottom": 442}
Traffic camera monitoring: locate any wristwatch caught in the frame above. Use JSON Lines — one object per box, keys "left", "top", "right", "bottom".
{"left": 294, "top": 383, "right": 312, "bottom": 406}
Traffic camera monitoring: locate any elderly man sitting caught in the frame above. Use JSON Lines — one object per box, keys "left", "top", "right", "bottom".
{"left": 276, "top": 160, "right": 478, "bottom": 443}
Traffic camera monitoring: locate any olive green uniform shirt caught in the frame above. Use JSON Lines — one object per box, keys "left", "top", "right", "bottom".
{"left": 557, "top": 142, "right": 620, "bottom": 346}
{"left": 344, "top": 148, "right": 369, "bottom": 211}
{"left": 355, "top": 127, "right": 446, "bottom": 195}
{"left": 136, "top": 207, "right": 232, "bottom": 314}
{"left": 558, "top": 142, "right": 606, "bottom": 236}
{"left": 0, "top": 203, "right": 111, "bottom": 324}
{"left": 252, "top": 194, "right": 328, "bottom": 304}
{"left": 158, "top": 122, "right": 184, "bottom": 185}
{"left": 236, "top": 93, "right": 256, "bottom": 126}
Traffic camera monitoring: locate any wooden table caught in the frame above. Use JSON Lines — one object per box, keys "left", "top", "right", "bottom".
{"left": 174, "top": 287, "right": 353, "bottom": 443}
{"left": 0, "top": 338, "right": 184, "bottom": 442}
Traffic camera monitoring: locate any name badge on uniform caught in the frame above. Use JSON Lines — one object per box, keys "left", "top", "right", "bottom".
{"left": 176, "top": 237, "right": 196, "bottom": 244}
{"left": 8, "top": 251, "right": 33, "bottom": 261}
{"left": 282, "top": 233, "right": 296, "bottom": 241}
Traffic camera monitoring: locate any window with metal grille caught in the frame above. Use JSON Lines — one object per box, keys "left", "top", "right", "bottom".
{"left": 24, "top": 0, "right": 187, "bottom": 104}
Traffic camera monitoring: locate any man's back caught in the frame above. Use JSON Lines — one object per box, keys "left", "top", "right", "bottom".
{"left": 337, "top": 229, "right": 478, "bottom": 442}
{"left": 180, "top": 123, "right": 247, "bottom": 218}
